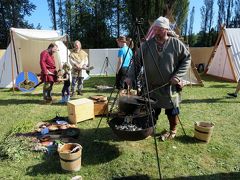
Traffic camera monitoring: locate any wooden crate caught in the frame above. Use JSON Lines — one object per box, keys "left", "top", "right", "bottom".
{"left": 94, "top": 101, "right": 108, "bottom": 116}
{"left": 67, "top": 98, "right": 94, "bottom": 124}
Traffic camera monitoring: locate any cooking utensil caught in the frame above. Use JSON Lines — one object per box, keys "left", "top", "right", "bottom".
{"left": 118, "top": 96, "right": 143, "bottom": 114}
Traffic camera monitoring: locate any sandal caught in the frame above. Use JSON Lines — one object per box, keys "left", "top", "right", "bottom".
{"left": 160, "top": 130, "right": 177, "bottom": 141}
{"left": 167, "top": 130, "right": 177, "bottom": 140}
{"left": 160, "top": 130, "right": 170, "bottom": 141}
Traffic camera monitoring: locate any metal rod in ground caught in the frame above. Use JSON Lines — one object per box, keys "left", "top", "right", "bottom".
{"left": 95, "top": 85, "right": 115, "bottom": 132}
{"left": 149, "top": 112, "right": 162, "bottom": 180}
{"left": 136, "top": 24, "right": 162, "bottom": 180}
{"left": 177, "top": 114, "right": 186, "bottom": 136}
{"left": 95, "top": 85, "right": 120, "bottom": 132}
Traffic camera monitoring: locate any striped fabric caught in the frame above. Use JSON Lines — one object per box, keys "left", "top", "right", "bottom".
{"left": 145, "top": 25, "right": 155, "bottom": 40}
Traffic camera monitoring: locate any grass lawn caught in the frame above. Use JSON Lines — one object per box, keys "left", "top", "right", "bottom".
{"left": 0, "top": 75, "right": 239, "bottom": 180}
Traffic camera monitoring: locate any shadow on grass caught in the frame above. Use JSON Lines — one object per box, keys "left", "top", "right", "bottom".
{"left": 0, "top": 88, "right": 14, "bottom": 92}
{"left": 26, "top": 154, "right": 64, "bottom": 175}
{"left": 16, "top": 93, "right": 43, "bottom": 97}
{"left": 181, "top": 97, "right": 240, "bottom": 104}
{"left": 174, "top": 135, "right": 201, "bottom": 144}
{"left": 0, "top": 97, "right": 71, "bottom": 106}
{"left": 0, "top": 99, "right": 43, "bottom": 105}
{"left": 112, "top": 174, "right": 151, "bottom": 180}
{"left": 72, "top": 127, "right": 121, "bottom": 166}
{"left": 165, "top": 172, "right": 240, "bottom": 179}
{"left": 207, "top": 84, "right": 233, "bottom": 88}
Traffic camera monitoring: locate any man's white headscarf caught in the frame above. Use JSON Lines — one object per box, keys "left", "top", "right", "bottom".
{"left": 145, "top": 16, "right": 179, "bottom": 40}
{"left": 153, "top": 16, "right": 170, "bottom": 29}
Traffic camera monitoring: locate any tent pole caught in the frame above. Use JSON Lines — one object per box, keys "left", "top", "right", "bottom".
{"left": 204, "top": 25, "right": 224, "bottom": 74}
{"left": 222, "top": 30, "right": 238, "bottom": 81}
{"left": 10, "top": 29, "right": 20, "bottom": 92}
{"left": 10, "top": 30, "right": 19, "bottom": 74}
{"left": 10, "top": 29, "right": 15, "bottom": 93}
{"left": 66, "top": 34, "right": 69, "bottom": 63}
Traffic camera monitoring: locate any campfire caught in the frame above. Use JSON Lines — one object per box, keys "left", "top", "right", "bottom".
{"left": 108, "top": 95, "right": 156, "bottom": 141}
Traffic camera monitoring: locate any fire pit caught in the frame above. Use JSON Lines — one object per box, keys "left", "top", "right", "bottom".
{"left": 108, "top": 112, "right": 155, "bottom": 141}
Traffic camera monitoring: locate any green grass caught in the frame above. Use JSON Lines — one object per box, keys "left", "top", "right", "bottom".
{"left": 0, "top": 75, "right": 239, "bottom": 180}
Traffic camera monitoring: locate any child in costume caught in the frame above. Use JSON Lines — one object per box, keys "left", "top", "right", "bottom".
{"left": 59, "top": 63, "right": 71, "bottom": 103}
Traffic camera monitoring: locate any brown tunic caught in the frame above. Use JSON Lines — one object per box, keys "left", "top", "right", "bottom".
{"left": 136, "top": 37, "right": 191, "bottom": 108}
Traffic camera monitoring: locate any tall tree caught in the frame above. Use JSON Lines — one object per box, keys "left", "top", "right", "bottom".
{"left": 181, "top": 18, "right": 188, "bottom": 43}
{"left": 57, "top": 0, "right": 64, "bottom": 34}
{"left": 200, "top": 0, "right": 214, "bottom": 32}
{"left": 116, "top": 0, "right": 120, "bottom": 37}
{"left": 226, "top": 0, "right": 234, "bottom": 27}
{"left": 47, "top": 0, "right": 57, "bottom": 30}
{"left": 188, "top": 6, "right": 195, "bottom": 46}
{"left": 172, "top": 0, "right": 189, "bottom": 35}
{"left": 0, "top": 0, "right": 36, "bottom": 48}
{"left": 64, "top": 0, "right": 72, "bottom": 38}
{"left": 125, "top": 0, "right": 189, "bottom": 38}
{"left": 230, "top": 0, "right": 240, "bottom": 27}
{"left": 200, "top": 0, "right": 214, "bottom": 46}
{"left": 207, "top": 0, "right": 214, "bottom": 33}
{"left": 217, "top": 0, "right": 226, "bottom": 30}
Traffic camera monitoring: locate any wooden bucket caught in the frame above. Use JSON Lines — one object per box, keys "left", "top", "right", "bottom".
{"left": 194, "top": 121, "right": 215, "bottom": 143}
{"left": 58, "top": 143, "right": 82, "bottom": 172}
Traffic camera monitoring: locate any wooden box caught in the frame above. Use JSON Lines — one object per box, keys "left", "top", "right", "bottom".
{"left": 67, "top": 98, "right": 94, "bottom": 124}
{"left": 94, "top": 101, "right": 108, "bottom": 116}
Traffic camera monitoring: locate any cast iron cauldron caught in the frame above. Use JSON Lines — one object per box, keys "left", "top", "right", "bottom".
{"left": 108, "top": 112, "right": 156, "bottom": 141}
{"left": 118, "top": 96, "right": 156, "bottom": 114}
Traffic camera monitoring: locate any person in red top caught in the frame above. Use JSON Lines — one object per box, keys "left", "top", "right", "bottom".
{"left": 40, "top": 43, "right": 58, "bottom": 103}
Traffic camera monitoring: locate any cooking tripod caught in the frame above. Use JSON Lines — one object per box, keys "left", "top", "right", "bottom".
{"left": 95, "top": 18, "right": 165, "bottom": 179}
{"left": 100, "top": 56, "right": 115, "bottom": 76}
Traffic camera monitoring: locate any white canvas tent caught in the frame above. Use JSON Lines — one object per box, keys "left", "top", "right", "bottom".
{"left": 89, "top": 48, "right": 118, "bottom": 75}
{"left": 206, "top": 27, "right": 240, "bottom": 82}
{"left": 88, "top": 48, "right": 203, "bottom": 86}
{"left": 0, "top": 28, "right": 69, "bottom": 88}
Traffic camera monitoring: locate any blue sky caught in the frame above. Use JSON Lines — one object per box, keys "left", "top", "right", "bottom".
{"left": 189, "top": 0, "right": 218, "bottom": 33}
{"left": 26, "top": 0, "right": 218, "bottom": 34}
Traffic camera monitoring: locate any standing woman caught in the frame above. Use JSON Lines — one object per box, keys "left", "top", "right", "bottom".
{"left": 40, "top": 43, "right": 58, "bottom": 103}
{"left": 115, "top": 36, "right": 133, "bottom": 90}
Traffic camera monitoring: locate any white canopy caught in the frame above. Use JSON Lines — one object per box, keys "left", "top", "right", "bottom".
{"left": 0, "top": 28, "right": 69, "bottom": 88}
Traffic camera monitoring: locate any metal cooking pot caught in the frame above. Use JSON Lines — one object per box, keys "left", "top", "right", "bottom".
{"left": 134, "top": 96, "right": 157, "bottom": 105}
{"left": 118, "top": 96, "right": 143, "bottom": 114}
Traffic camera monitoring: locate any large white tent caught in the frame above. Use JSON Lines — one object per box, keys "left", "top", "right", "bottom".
{"left": 206, "top": 27, "right": 240, "bottom": 81}
{"left": 0, "top": 28, "right": 69, "bottom": 88}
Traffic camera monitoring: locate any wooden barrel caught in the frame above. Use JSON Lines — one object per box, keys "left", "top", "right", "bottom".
{"left": 58, "top": 143, "right": 82, "bottom": 172}
{"left": 194, "top": 121, "right": 215, "bottom": 143}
